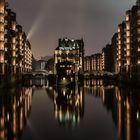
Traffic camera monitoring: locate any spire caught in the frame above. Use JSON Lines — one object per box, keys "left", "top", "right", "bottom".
{"left": 136, "top": 0, "right": 140, "bottom": 6}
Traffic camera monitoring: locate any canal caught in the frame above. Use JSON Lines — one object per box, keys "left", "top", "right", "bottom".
{"left": 0, "top": 80, "right": 140, "bottom": 140}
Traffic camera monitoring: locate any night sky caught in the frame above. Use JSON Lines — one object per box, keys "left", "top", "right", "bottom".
{"left": 8, "top": 0, "right": 136, "bottom": 59}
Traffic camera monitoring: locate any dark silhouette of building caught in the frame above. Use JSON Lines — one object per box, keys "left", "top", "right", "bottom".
{"left": 111, "top": 33, "right": 118, "bottom": 72}
{"left": 102, "top": 44, "right": 115, "bottom": 72}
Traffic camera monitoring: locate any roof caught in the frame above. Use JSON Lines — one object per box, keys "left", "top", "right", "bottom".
{"left": 56, "top": 38, "right": 83, "bottom": 51}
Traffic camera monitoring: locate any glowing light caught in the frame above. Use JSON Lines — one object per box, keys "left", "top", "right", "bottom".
{"left": 125, "top": 15, "right": 129, "bottom": 21}
{"left": 27, "top": 1, "right": 47, "bottom": 40}
{"left": 137, "top": 112, "right": 139, "bottom": 120}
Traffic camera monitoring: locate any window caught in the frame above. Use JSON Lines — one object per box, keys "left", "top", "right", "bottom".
{"left": 137, "top": 29, "right": 140, "bottom": 34}
{"left": 0, "top": 42, "right": 4, "bottom": 50}
{"left": 118, "top": 28, "right": 121, "bottom": 33}
{"left": 0, "top": 52, "right": 4, "bottom": 63}
{"left": 126, "top": 31, "right": 130, "bottom": 36}
{"left": 0, "top": 16, "right": 4, "bottom": 23}
{"left": 0, "top": 6, "right": 4, "bottom": 14}
{"left": 126, "top": 15, "right": 129, "bottom": 21}
{"left": 126, "top": 24, "right": 130, "bottom": 30}
{"left": 137, "top": 10, "right": 140, "bottom": 15}
{"left": 0, "top": 24, "right": 4, "bottom": 32}
{"left": 126, "top": 38, "right": 130, "bottom": 43}
{"left": 126, "top": 51, "right": 130, "bottom": 56}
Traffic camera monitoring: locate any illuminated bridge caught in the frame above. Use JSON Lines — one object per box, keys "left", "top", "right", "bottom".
{"left": 84, "top": 71, "right": 117, "bottom": 78}
{"left": 22, "top": 70, "right": 49, "bottom": 79}
{"left": 22, "top": 70, "right": 49, "bottom": 87}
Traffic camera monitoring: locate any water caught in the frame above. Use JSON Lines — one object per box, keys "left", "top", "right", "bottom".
{"left": 0, "top": 80, "right": 140, "bottom": 140}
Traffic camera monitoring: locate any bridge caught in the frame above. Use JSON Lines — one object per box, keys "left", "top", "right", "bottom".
{"left": 84, "top": 71, "right": 117, "bottom": 78}
{"left": 22, "top": 70, "right": 49, "bottom": 87}
{"left": 83, "top": 71, "right": 118, "bottom": 87}
{"left": 22, "top": 70, "right": 49, "bottom": 79}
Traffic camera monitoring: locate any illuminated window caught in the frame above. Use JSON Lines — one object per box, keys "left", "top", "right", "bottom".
{"left": 12, "top": 23, "right": 16, "bottom": 31}
{"left": 127, "top": 59, "right": 130, "bottom": 65}
{"left": 125, "top": 15, "right": 129, "bottom": 21}
{"left": 118, "top": 50, "right": 121, "bottom": 55}
{"left": 126, "top": 51, "right": 130, "bottom": 56}
{"left": 0, "top": 16, "right": 4, "bottom": 23}
{"left": 0, "top": 5, "right": 4, "bottom": 14}
{"left": 126, "top": 38, "right": 130, "bottom": 43}
{"left": 126, "top": 31, "right": 130, "bottom": 36}
{"left": 137, "top": 30, "right": 140, "bottom": 36}
{"left": 126, "top": 45, "right": 130, "bottom": 50}
{"left": 0, "top": 25, "right": 4, "bottom": 32}
{"left": 118, "top": 28, "right": 121, "bottom": 33}
{"left": 138, "top": 19, "right": 140, "bottom": 25}
{"left": 12, "top": 38, "right": 16, "bottom": 43}
{"left": 126, "top": 24, "right": 130, "bottom": 30}
{"left": 118, "top": 40, "right": 121, "bottom": 45}
{"left": 137, "top": 10, "right": 140, "bottom": 15}
{"left": 119, "top": 62, "right": 121, "bottom": 67}
{"left": 0, "top": 52, "right": 4, "bottom": 63}
{"left": 118, "top": 34, "right": 121, "bottom": 39}
{"left": 19, "top": 34, "right": 22, "bottom": 40}
{"left": 12, "top": 51, "right": 16, "bottom": 57}
{"left": 118, "top": 45, "right": 121, "bottom": 50}
{"left": 13, "top": 45, "right": 16, "bottom": 50}
{"left": 0, "top": 42, "right": 4, "bottom": 50}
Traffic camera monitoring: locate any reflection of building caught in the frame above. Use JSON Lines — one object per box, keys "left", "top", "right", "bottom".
{"left": 54, "top": 38, "right": 84, "bottom": 79}
{"left": 0, "top": 0, "right": 32, "bottom": 77}
{"left": 84, "top": 79, "right": 103, "bottom": 87}
{"left": 96, "top": 85, "right": 140, "bottom": 140}
{"left": 113, "top": 87, "right": 140, "bottom": 140}
{"left": 86, "top": 84, "right": 140, "bottom": 140}
{"left": 0, "top": 87, "right": 33, "bottom": 140}
{"left": 47, "top": 87, "right": 84, "bottom": 128}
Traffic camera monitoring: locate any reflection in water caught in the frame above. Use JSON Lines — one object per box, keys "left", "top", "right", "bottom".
{"left": 23, "top": 78, "right": 47, "bottom": 87}
{"left": 84, "top": 79, "right": 103, "bottom": 87}
{"left": 47, "top": 86, "right": 84, "bottom": 128}
{"left": 113, "top": 87, "right": 140, "bottom": 140}
{"left": 0, "top": 87, "right": 33, "bottom": 140}
{"left": 1, "top": 78, "right": 140, "bottom": 140}
{"left": 85, "top": 79, "right": 140, "bottom": 140}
